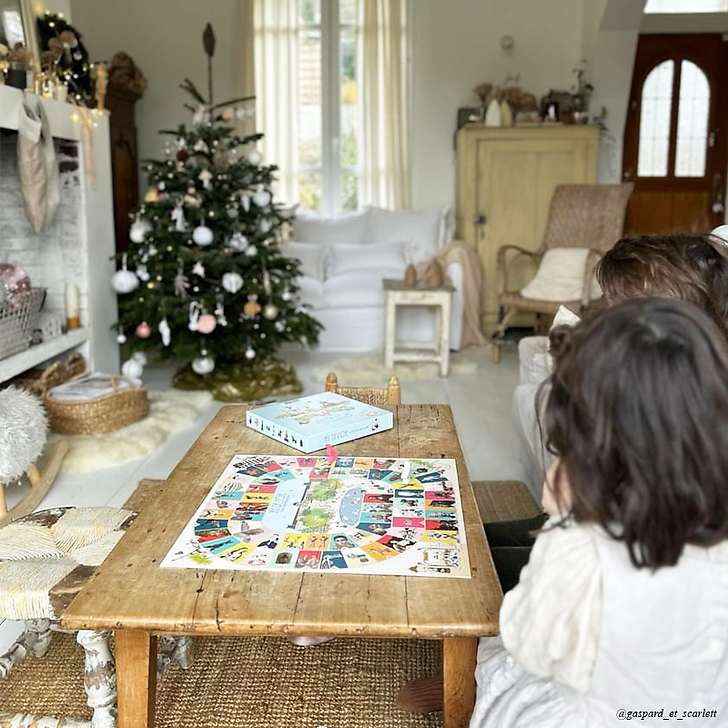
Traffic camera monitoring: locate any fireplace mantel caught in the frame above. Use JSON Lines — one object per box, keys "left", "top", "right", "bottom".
{"left": 0, "top": 85, "right": 119, "bottom": 382}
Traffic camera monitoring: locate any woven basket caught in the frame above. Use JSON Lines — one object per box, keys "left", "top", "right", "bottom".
{"left": 44, "top": 373, "right": 149, "bottom": 435}
{"left": 0, "top": 288, "right": 46, "bottom": 360}
{"left": 11, "top": 352, "right": 86, "bottom": 398}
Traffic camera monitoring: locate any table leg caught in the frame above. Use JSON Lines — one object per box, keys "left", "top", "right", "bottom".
{"left": 443, "top": 637, "right": 477, "bottom": 728}
{"left": 385, "top": 295, "right": 396, "bottom": 369}
{"left": 116, "top": 630, "right": 157, "bottom": 728}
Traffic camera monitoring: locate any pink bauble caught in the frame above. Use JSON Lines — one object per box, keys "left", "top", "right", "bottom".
{"left": 197, "top": 314, "right": 217, "bottom": 334}
{"left": 136, "top": 321, "right": 152, "bottom": 339}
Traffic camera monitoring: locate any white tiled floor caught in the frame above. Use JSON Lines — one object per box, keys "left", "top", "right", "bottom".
{"left": 0, "top": 344, "right": 526, "bottom": 653}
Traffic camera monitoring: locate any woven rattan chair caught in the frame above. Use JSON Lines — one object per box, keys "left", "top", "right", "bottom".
{"left": 324, "top": 372, "right": 401, "bottom": 405}
{"left": 492, "top": 183, "right": 634, "bottom": 362}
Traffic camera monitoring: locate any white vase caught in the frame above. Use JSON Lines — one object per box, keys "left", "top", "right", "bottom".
{"left": 484, "top": 98, "right": 501, "bottom": 127}
{"left": 500, "top": 100, "right": 513, "bottom": 127}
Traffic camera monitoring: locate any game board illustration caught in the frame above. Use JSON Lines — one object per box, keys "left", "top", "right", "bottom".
{"left": 161, "top": 454, "right": 471, "bottom": 578}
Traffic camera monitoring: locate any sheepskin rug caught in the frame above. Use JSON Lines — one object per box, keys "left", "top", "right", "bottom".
{"left": 49, "top": 389, "right": 214, "bottom": 473}
{"left": 0, "top": 387, "right": 48, "bottom": 481}
{"left": 309, "top": 351, "right": 478, "bottom": 387}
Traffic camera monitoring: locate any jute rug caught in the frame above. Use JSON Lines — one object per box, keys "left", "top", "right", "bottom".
{"left": 0, "top": 632, "right": 442, "bottom": 727}
{"left": 49, "top": 389, "right": 214, "bottom": 473}
{"left": 310, "top": 351, "right": 481, "bottom": 388}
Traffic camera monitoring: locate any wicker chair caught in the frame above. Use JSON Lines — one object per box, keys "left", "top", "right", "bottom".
{"left": 324, "top": 372, "right": 401, "bottom": 405}
{"left": 492, "top": 183, "right": 634, "bottom": 362}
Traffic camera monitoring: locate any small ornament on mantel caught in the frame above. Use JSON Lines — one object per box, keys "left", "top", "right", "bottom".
{"left": 65, "top": 282, "right": 80, "bottom": 330}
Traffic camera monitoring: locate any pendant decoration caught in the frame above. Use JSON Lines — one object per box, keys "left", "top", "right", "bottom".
{"left": 159, "top": 317, "right": 171, "bottom": 346}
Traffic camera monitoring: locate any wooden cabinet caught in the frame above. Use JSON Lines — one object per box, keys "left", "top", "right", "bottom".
{"left": 456, "top": 125, "right": 598, "bottom": 335}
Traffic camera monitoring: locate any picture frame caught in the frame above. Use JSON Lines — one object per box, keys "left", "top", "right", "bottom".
{"left": 0, "top": 0, "right": 40, "bottom": 78}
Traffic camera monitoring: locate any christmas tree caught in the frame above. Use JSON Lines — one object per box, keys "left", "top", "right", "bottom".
{"left": 113, "top": 24, "right": 321, "bottom": 402}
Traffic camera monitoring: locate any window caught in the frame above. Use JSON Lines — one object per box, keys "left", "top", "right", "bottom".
{"left": 297, "top": 0, "right": 360, "bottom": 214}
{"left": 637, "top": 60, "right": 674, "bottom": 177}
{"left": 675, "top": 61, "right": 710, "bottom": 177}
{"left": 644, "top": 0, "right": 728, "bottom": 13}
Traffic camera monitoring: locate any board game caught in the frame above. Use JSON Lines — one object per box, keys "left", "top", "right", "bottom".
{"left": 161, "top": 454, "right": 470, "bottom": 578}
{"left": 245, "top": 392, "right": 394, "bottom": 453}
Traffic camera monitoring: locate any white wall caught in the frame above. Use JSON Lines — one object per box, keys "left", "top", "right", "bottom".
{"left": 70, "top": 0, "right": 241, "bottom": 192}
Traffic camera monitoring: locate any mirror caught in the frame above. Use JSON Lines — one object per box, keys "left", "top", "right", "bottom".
{"left": 0, "top": 0, "right": 40, "bottom": 84}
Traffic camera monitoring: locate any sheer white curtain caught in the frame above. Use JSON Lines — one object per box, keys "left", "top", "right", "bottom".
{"left": 242, "top": 0, "right": 300, "bottom": 206}
{"left": 357, "top": 0, "right": 411, "bottom": 210}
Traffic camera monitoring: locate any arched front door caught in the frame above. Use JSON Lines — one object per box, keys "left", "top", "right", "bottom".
{"left": 622, "top": 34, "right": 728, "bottom": 233}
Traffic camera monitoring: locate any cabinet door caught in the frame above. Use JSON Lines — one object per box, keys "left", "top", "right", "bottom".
{"left": 476, "top": 137, "right": 594, "bottom": 333}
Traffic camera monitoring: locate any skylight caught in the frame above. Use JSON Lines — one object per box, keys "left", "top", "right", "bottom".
{"left": 644, "top": 0, "right": 728, "bottom": 13}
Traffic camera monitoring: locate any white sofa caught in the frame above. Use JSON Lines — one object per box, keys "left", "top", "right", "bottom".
{"left": 284, "top": 207, "right": 464, "bottom": 352}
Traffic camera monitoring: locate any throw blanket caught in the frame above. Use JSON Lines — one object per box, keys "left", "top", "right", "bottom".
{"left": 417, "top": 240, "right": 488, "bottom": 348}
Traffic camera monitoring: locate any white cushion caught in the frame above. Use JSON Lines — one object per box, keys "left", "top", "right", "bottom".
{"left": 328, "top": 241, "right": 410, "bottom": 278}
{"left": 280, "top": 241, "right": 327, "bottom": 280}
{"left": 323, "top": 270, "right": 389, "bottom": 308}
{"left": 367, "top": 206, "right": 445, "bottom": 263}
{"left": 296, "top": 276, "right": 326, "bottom": 309}
{"left": 293, "top": 209, "right": 369, "bottom": 245}
{"left": 520, "top": 248, "right": 602, "bottom": 302}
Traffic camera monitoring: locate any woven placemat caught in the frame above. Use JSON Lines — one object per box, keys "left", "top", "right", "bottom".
{"left": 0, "top": 632, "right": 443, "bottom": 727}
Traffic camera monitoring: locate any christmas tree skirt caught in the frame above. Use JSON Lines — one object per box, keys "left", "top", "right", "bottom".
{"left": 173, "top": 358, "right": 302, "bottom": 403}
{"left": 48, "top": 389, "right": 214, "bottom": 473}
{"left": 309, "top": 352, "right": 480, "bottom": 388}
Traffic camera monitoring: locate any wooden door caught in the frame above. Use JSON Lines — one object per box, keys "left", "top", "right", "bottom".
{"left": 623, "top": 34, "right": 728, "bottom": 234}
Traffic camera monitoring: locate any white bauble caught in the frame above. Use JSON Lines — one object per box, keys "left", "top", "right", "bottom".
{"left": 121, "top": 358, "right": 143, "bottom": 379}
{"left": 228, "top": 233, "right": 249, "bottom": 252}
{"left": 245, "top": 245, "right": 258, "bottom": 257}
{"left": 274, "top": 320, "right": 286, "bottom": 332}
{"left": 263, "top": 304, "right": 278, "bottom": 320}
{"left": 245, "top": 346, "right": 256, "bottom": 360}
{"left": 253, "top": 189, "right": 271, "bottom": 207}
{"left": 116, "top": 331, "right": 127, "bottom": 344}
{"left": 192, "top": 225, "right": 214, "bottom": 246}
{"left": 226, "top": 206, "right": 239, "bottom": 219}
{"left": 129, "top": 219, "right": 152, "bottom": 244}
{"left": 260, "top": 219, "right": 272, "bottom": 234}
{"left": 112, "top": 269, "right": 140, "bottom": 294}
{"left": 136, "top": 264, "right": 150, "bottom": 282}
{"left": 222, "top": 272, "right": 244, "bottom": 294}
{"left": 248, "top": 149, "right": 263, "bottom": 166}
{"left": 192, "top": 354, "right": 215, "bottom": 375}
{"left": 281, "top": 290, "right": 292, "bottom": 302}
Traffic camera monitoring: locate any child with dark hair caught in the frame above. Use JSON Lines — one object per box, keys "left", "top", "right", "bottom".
{"left": 471, "top": 298, "right": 728, "bottom": 725}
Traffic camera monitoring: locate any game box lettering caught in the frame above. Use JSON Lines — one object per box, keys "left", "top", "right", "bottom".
{"left": 245, "top": 392, "right": 394, "bottom": 453}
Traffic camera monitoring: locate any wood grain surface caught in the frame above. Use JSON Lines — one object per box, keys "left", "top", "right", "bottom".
{"left": 62, "top": 405, "right": 502, "bottom": 640}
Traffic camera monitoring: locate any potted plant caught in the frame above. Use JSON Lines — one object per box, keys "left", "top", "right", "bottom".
{"left": 571, "top": 59, "right": 594, "bottom": 123}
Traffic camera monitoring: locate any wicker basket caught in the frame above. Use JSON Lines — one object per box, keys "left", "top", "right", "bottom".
{"left": 44, "top": 373, "right": 149, "bottom": 435}
{"left": 0, "top": 288, "right": 46, "bottom": 360}
{"left": 10, "top": 352, "right": 87, "bottom": 398}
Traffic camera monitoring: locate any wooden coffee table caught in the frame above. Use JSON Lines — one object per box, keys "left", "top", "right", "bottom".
{"left": 62, "top": 405, "right": 502, "bottom": 728}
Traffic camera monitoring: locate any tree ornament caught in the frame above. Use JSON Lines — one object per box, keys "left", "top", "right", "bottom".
{"left": 192, "top": 225, "right": 214, "bottom": 246}
{"left": 228, "top": 233, "right": 248, "bottom": 252}
{"left": 136, "top": 321, "right": 152, "bottom": 338}
{"left": 248, "top": 149, "right": 262, "bottom": 166}
{"left": 172, "top": 202, "right": 187, "bottom": 232}
{"left": 144, "top": 187, "right": 160, "bottom": 203}
{"left": 221, "top": 107, "right": 235, "bottom": 123}
{"left": 116, "top": 329, "right": 127, "bottom": 344}
{"left": 262, "top": 270, "right": 272, "bottom": 295}
{"left": 158, "top": 182, "right": 166, "bottom": 191}
{"left": 226, "top": 205, "right": 239, "bottom": 219}
{"left": 215, "top": 297, "right": 228, "bottom": 326}
{"left": 198, "top": 169, "right": 213, "bottom": 189}
{"left": 193, "top": 139, "right": 209, "bottom": 153}
{"left": 245, "top": 346, "right": 256, "bottom": 360}
{"left": 253, "top": 189, "right": 271, "bottom": 207}
{"left": 129, "top": 218, "right": 152, "bottom": 244}
{"left": 192, "top": 351, "right": 215, "bottom": 375}
{"left": 263, "top": 304, "right": 278, "bottom": 320}
{"left": 240, "top": 194, "right": 251, "bottom": 212}
{"left": 222, "top": 271, "right": 244, "bottom": 293}
{"left": 188, "top": 302, "right": 201, "bottom": 331}
{"left": 192, "top": 261, "right": 206, "bottom": 277}
{"left": 121, "top": 357, "right": 143, "bottom": 379}
{"left": 245, "top": 245, "right": 258, "bottom": 257}
{"left": 158, "top": 317, "right": 171, "bottom": 346}
{"left": 136, "top": 264, "right": 150, "bottom": 282}
{"left": 243, "top": 300, "right": 261, "bottom": 317}
{"left": 198, "top": 313, "right": 217, "bottom": 334}
{"left": 112, "top": 254, "right": 140, "bottom": 293}
{"left": 174, "top": 266, "right": 190, "bottom": 298}
{"left": 275, "top": 319, "right": 286, "bottom": 332}
{"left": 176, "top": 149, "right": 189, "bottom": 163}
{"left": 282, "top": 289, "right": 292, "bottom": 302}
{"left": 260, "top": 218, "right": 272, "bottom": 234}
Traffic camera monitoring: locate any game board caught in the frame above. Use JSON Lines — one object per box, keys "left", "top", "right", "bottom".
{"left": 161, "top": 454, "right": 470, "bottom": 578}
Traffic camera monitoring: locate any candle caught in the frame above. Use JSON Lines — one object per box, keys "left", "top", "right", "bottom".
{"left": 65, "top": 282, "right": 80, "bottom": 330}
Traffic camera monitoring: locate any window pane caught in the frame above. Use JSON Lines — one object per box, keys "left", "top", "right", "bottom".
{"left": 340, "top": 0, "right": 358, "bottom": 24}
{"left": 637, "top": 60, "right": 674, "bottom": 178}
{"left": 341, "top": 169, "right": 358, "bottom": 211}
{"left": 340, "top": 24, "right": 358, "bottom": 169}
{"left": 299, "top": 171, "right": 322, "bottom": 212}
{"left": 298, "top": 27, "right": 322, "bottom": 167}
{"left": 299, "top": 0, "right": 321, "bottom": 25}
{"left": 644, "top": 0, "right": 728, "bottom": 13}
{"left": 675, "top": 61, "right": 710, "bottom": 178}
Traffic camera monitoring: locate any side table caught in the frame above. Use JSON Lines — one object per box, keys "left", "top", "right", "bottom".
{"left": 383, "top": 278, "right": 454, "bottom": 376}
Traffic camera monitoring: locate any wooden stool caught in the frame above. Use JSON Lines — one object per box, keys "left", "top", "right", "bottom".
{"left": 0, "top": 486, "right": 193, "bottom": 727}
